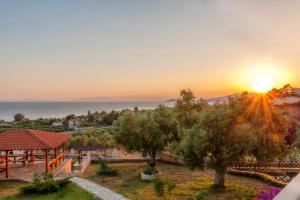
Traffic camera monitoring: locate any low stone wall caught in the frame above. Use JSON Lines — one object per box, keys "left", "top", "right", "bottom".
{"left": 103, "top": 158, "right": 149, "bottom": 163}
{"left": 100, "top": 152, "right": 184, "bottom": 165}
{"left": 158, "top": 152, "right": 184, "bottom": 165}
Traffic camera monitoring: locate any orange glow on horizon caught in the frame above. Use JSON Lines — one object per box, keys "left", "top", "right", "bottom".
{"left": 235, "top": 61, "right": 292, "bottom": 93}
{"left": 251, "top": 75, "right": 273, "bottom": 93}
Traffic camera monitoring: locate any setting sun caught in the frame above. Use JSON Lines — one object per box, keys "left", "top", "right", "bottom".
{"left": 252, "top": 76, "right": 273, "bottom": 93}
{"left": 235, "top": 61, "right": 292, "bottom": 93}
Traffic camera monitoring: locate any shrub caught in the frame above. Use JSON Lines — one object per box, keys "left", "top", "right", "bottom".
{"left": 97, "top": 158, "right": 118, "bottom": 176}
{"left": 143, "top": 165, "right": 158, "bottom": 175}
{"left": 57, "top": 178, "right": 71, "bottom": 189}
{"left": 166, "top": 178, "right": 176, "bottom": 194}
{"left": 196, "top": 189, "right": 209, "bottom": 200}
{"left": 21, "top": 185, "right": 36, "bottom": 194}
{"left": 21, "top": 173, "right": 70, "bottom": 194}
{"left": 252, "top": 187, "right": 281, "bottom": 200}
{"left": 153, "top": 177, "right": 176, "bottom": 198}
{"left": 153, "top": 177, "right": 165, "bottom": 197}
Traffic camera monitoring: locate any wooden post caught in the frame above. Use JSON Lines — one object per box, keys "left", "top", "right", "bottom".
{"left": 54, "top": 148, "right": 57, "bottom": 167}
{"left": 5, "top": 151, "right": 9, "bottom": 178}
{"left": 54, "top": 148, "right": 57, "bottom": 158}
{"left": 22, "top": 151, "right": 26, "bottom": 166}
{"left": 23, "top": 150, "right": 28, "bottom": 165}
{"left": 30, "top": 150, "right": 35, "bottom": 164}
{"left": 62, "top": 143, "right": 65, "bottom": 161}
{"left": 79, "top": 150, "right": 82, "bottom": 164}
{"left": 45, "top": 149, "right": 48, "bottom": 173}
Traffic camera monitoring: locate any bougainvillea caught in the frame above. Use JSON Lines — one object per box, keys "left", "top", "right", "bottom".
{"left": 252, "top": 187, "right": 282, "bottom": 200}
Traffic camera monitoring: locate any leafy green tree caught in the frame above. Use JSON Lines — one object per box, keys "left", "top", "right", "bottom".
{"left": 295, "top": 125, "right": 300, "bottom": 149}
{"left": 87, "top": 110, "right": 95, "bottom": 123}
{"left": 102, "top": 110, "right": 120, "bottom": 126}
{"left": 14, "top": 113, "right": 25, "bottom": 122}
{"left": 285, "top": 121, "right": 297, "bottom": 148}
{"left": 175, "top": 89, "right": 207, "bottom": 129}
{"left": 64, "top": 114, "right": 75, "bottom": 121}
{"left": 240, "top": 95, "right": 288, "bottom": 161}
{"left": 180, "top": 103, "right": 254, "bottom": 188}
{"left": 113, "top": 105, "right": 176, "bottom": 167}
{"left": 68, "top": 128, "right": 115, "bottom": 147}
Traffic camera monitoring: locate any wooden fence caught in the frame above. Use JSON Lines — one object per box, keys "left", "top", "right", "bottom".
{"left": 231, "top": 162, "right": 300, "bottom": 173}
{"left": 80, "top": 151, "right": 91, "bottom": 173}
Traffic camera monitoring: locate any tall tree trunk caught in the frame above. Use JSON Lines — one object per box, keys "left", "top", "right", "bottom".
{"left": 149, "top": 150, "right": 156, "bottom": 168}
{"left": 213, "top": 169, "right": 225, "bottom": 188}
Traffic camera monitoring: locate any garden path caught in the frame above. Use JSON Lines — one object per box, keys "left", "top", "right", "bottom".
{"left": 71, "top": 177, "right": 129, "bottom": 200}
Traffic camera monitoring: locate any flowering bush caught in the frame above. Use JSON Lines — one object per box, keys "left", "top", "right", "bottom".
{"left": 252, "top": 187, "right": 282, "bottom": 200}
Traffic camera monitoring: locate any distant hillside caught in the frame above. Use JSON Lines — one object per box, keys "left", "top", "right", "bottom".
{"left": 268, "top": 84, "right": 300, "bottom": 98}
{"left": 166, "top": 85, "right": 300, "bottom": 106}
{"left": 269, "top": 85, "right": 300, "bottom": 124}
{"left": 165, "top": 98, "right": 177, "bottom": 102}
{"left": 206, "top": 94, "right": 240, "bottom": 104}
{"left": 269, "top": 84, "right": 300, "bottom": 105}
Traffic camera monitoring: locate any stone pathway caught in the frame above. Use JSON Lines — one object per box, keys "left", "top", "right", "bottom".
{"left": 71, "top": 177, "right": 130, "bottom": 200}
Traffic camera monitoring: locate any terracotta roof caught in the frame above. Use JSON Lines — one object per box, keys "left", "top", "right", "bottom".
{"left": 0, "top": 129, "right": 71, "bottom": 150}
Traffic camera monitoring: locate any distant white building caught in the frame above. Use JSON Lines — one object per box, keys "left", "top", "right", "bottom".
{"left": 294, "top": 88, "right": 300, "bottom": 96}
{"left": 68, "top": 119, "right": 80, "bottom": 129}
{"left": 52, "top": 121, "right": 63, "bottom": 127}
{"left": 272, "top": 97, "right": 300, "bottom": 105}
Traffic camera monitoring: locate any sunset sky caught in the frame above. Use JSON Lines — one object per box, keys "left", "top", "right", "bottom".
{"left": 0, "top": 1, "right": 300, "bottom": 101}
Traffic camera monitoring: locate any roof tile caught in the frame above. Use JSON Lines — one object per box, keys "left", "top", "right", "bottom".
{"left": 0, "top": 129, "right": 71, "bottom": 150}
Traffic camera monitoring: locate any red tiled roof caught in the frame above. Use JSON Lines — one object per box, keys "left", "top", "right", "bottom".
{"left": 0, "top": 129, "right": 71, "bottom": 150}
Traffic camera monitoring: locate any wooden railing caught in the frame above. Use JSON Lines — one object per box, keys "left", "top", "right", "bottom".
{"left": 231, "top": 162, "right": 300, "bottom": 173}
{"left": 48, "top": 153, "right": 64, "bottom": 172}
{"left": 232, "top": 162, "right": 300, "bottom": 168}
{"left": 0, "top": 153, "right": 59, "bottom": 164}
{"left": 80, "top": 151, "right": 91, "bottom": 173}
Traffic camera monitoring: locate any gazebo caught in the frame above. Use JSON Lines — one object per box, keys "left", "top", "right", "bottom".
{"left": 0, "top": 129, "right": 71, "bottom": 179}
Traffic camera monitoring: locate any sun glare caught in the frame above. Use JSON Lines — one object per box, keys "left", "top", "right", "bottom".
{"left": 235, "top": 61, "right": 291, "bottom": 93}
{"left": 252, "top": 76, "right": 273, "bottom": 93}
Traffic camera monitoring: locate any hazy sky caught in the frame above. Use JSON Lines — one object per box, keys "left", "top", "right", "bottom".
{"left": 1, "top": 0, "right": 300, "bottom": 101}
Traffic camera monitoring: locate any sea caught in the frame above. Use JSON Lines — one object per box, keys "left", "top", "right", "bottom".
{"left": 0, "top": 101, "right": 175, "bottom": 122}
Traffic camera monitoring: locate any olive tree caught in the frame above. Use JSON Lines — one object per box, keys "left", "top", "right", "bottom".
{"left": 240, "top": 95, "right": 288, "bottom": 161}
{"left": 180, "top": 103, "right": 254, "bottom": 188}
{"left": 113, "top": 105, "right": 176, "bottom": 167}
{"left": 175, "top": 89, "right": 207, "bottom": 129}
{"left": 68, "top": 128, "right": 115, "bottom": 148}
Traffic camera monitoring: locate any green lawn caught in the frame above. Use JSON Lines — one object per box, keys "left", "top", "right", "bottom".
{"left": 81, "top": 162, "right": 272, "bottom": 200}
{"left": 0, "top": 180, "right": 99, "bottom": 200}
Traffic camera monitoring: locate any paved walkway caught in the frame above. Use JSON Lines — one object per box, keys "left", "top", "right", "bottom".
{"left": 274, "top": 173, "right": 300, "bottom": 200}
{"left": 71, "top": 177, "right": 130, "bottom": 200}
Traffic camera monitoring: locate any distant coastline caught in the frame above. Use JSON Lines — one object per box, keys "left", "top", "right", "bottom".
{"left": 0, "top": 101, "right": 175, "bottom": 122}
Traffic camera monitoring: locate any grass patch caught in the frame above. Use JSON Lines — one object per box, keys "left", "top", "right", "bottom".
{"left": 81, "top": 162, "right": 271, "bottom": 200}
{"left": 0, "top": 180, "right": 100, "bottom": 200}
{"left": 0, "top": 180, "right": 28, "bottom": 199}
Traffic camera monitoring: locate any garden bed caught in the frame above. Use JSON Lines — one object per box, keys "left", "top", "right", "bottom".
{"left": 80, "top": 161, "right": 273, "bottom": 200}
